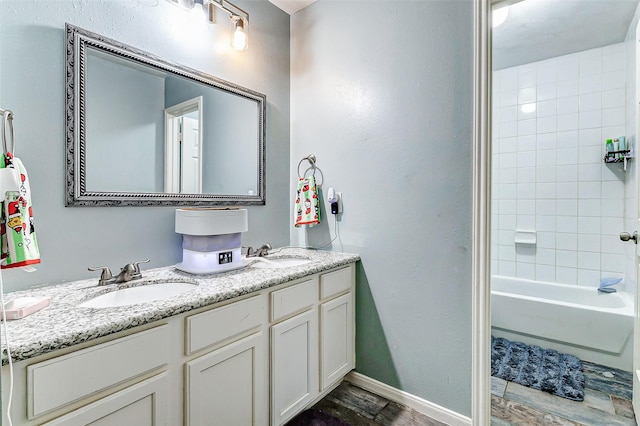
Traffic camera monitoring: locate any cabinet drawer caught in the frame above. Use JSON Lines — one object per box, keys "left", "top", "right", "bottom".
{"left": 270, "top": 279, "right": 316, "bottom": 322}
{"left": 28, "top": 325, "right": 169, "bottom": 419}
{"left": 320, "top": 266, "right": 353, "bottom": 300}
{"left": 186, "top": 294, "right": 263, "bottom": 355}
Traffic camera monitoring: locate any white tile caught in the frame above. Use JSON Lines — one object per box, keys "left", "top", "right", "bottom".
{"left": 601, "top": 217, "right": 623, "bottom": 235}
{"left": 537, "top": 231, "right": 556, "bottom": 249}
{"left": 578, "top": 199, "right": 601, "bottom": 217}
{"left": 499, "top": 167, "right": 517, "bottom": 182}
{"left": 518, "top": 118, "right": 536, "bottom": 136}
{"left": 537, "top": 83, "right": 557, "bottom": 101}
{"left": 556, "top": 233, "right": 577, "bottom": 250}
{"left": 578, "top": 145, "right": 602, "bottom": 164}
{"left": 557, "top": 113, "right": 579, "bottom": 131}
{"left": 601, "top": 253, "right": 625, "bottom": 273}
{"left": 557, "top": 79, "right": 579, "bottom": 97}
{"left": 556, "top": 216, "right": 578, "bottom": 233}
{"left": 579, "top": 50, "right": 602, "bottom": 77}
{"left": 557, "top": 96, "right": 579, "bottom": 114}
{"left": 500, "top": 183, "right": 517, "bottom": 199}
{"left": 499, "top": 245, "right": 516, "bottom": 262}
{"left": 516, "top": 183, "right": 536, "bottom": 198}
{"left": 537, "top": 133, "right": 557, "bottom": 150}
{"left": 602, "top": 70, "right": 625, "bottom": 90}
{"left": 579, "top": 110, "right": 602, "bottom": 129}
{"left": 517, "top": 151, "right": 536, "bottom": 168}
{"left": 556, "top": 266, "right": 578, "bottom": 284}
{"left": 537, "top": 248, "right": 556, "bottom": 265}
{"left": 518, "top": 67, "right": 537, "bottom": 88}
{"left": 577, "top": 269, "right": 601, "bottom": 287}
{"left": 536, "top": 199, "right": 556, "bottom": 216}
{"left": 499, "top": 105, "right": 518, "bottom": 123}
{"left": 601, "top": 44, "right": 625, "bottom": 72}
{"left": 536, "top": 150, "right": 556, "bottom": 166}
{"left": 602, "top": 125, "right": 626, "bottom": 140}
{"left": 518, "top": 87, "right": 537, "bottom": 104}
{"left": 537, "top": 59, "right": 557, "bottom": 84}
{"left": 491, "top": 258, "right": 498, "bottom": 272}
{"left": 579, "top": 75, "right": 602, "bottom": 94}
{"left": 516, "top": 262, "right": 536, "bottom": 279}
{"left": 558, "top": 130, "right": 580, "bottom": 148}
{"left": 537, "top": 99, "right": 557, "bottom": 117}
{"left": 518, "top": 103, "right": 537, "bottom": 120}
{"left": 557, "top": 54, "right": 579, "bottom": 81}
{"left": 536, "top": 264, "right": 556, "bottom": 282}
{"left": 516, "top": 245, "right": 536, "bottom": 263}
{"left": 579, "top": 92, "right": 601, "bottom": 111}
{"left": 500, "top": 90, "right": 518, "bottom": 107}
{"left": 557, "top": 181, "right": 578, "bottom": 198}
{"left": 516, "top": 214, "right": 536, "bottom": 229}
{"left": 500, "top": 121, "right": 518, "bottom": 138}
{"left": 578, "top": 233, "right": 600, "bottom": 252}
{"left": 517, "top": 199, "right": 535, "bottom": 214}
{"left": 602, "top": 163, "right": 624, "bottom": 181}
{"left": 500, "top": 136, "right": 518, "bottom": 153}
{"left": 500, "top": 199, "right": 517, "bottom": 214}
{"left": 602, "top": 89, "right": 625, "bottom": 108}
{"left": 499, "top": 229, "right": 515, "bottom": 245}
{"left": 535, "top": 166, "right": 556, "bottom": 184}
{"left": 498, "top": 214, "right": 516, "bottom": 230}
{"left": 602, "top": 107, "right": 625, "bottom": 127}
{"left": 578, "top": 128, "right": 602, "bottom": 146}
{"left": 601, "top": 199, "right": 623, "bottom": 217}
{"left": 500, "top": 68, "right": 518, "bottom": 91}
{"left": 578, "top": 181, "right": 601, "bottom": 199}
{"left": 557, "top": 147, "right": 578, "bottom": 166}
{"left": 556, "top": 165, "right": 578, "bottom": 182}
{"left": 517, "top": 135, "right": 536, "bottom": 152}
{"left": 536, "top": 215, "right": 556, "bottom": 232}
{"left": 602, "top": 180, "right": 624, "bottom": 199}
{"left": 601, "top": 235, "right": 625, "bottom": 255}
{"left": 517, "top": 167, "right": 536, "bottom": 183}
{"left": 578, "top": 216, "right": 600, "bottom": 234}
{"left": 556, "top": 199, "right": 577, "bottom": 216}
{"left": 578, "top": 252, "right": 600, "bottom": 270}
{"left": 578, "top": 163, "right": 601, "bottom": 181}
{"left": 499, "top": 260, "right": 516, "bottom": 276}
{"left": 537, "top": 115, "right": 557, "bottom": 134}
{"left": 536, "top": 182, "right": 556, "bottom": 199}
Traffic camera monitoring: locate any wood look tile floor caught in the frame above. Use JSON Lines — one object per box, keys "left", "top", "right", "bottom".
{"left": 302, "top": 361, "right": 636, "bottom": 426}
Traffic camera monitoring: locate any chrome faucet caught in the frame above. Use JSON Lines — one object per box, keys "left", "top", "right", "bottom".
{"left": 245, "top": 243, "right": 272, "bottom": 257}
{"left": 88, "top": 259, "right": 150, "bottom": 286}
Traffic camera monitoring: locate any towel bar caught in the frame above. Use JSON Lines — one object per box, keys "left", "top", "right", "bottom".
{"left": 297, "top": 154, "right": 316, "bottom": 178}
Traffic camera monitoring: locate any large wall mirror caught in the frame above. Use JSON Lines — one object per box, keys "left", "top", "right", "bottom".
{"left": 65, "top": 24, "right": 266, "bottom": 206}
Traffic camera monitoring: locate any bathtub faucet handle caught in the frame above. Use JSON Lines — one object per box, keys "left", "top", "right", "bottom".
{"left": 619, "top": 231, "right": 638, "bottom": 244}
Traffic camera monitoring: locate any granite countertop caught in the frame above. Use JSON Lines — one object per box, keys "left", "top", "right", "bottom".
{"left": 0, "top": 248, "right": 360, "bottom": 365}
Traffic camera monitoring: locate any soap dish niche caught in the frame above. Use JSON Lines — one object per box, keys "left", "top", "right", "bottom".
{"left": 514, "top": 230, "right": 536, "bottom": 246}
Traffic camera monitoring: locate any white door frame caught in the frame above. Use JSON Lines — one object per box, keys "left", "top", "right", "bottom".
{"left": 472, "top": 0, "right": 492, "bottom": 425}
{"left": 164, "top": 96, "right": 204, "bottom": 193}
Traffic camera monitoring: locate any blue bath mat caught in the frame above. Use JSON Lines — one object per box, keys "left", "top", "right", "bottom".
{"left": 491, "top": 336, "right": 585, "bottom": 401}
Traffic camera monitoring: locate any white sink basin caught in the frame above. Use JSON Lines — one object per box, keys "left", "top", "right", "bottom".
{"left": 79, "top": 282, "right": 197, "bottom": 309}
{"left": 249, "top": 257, "right": 312, "bottom": 269}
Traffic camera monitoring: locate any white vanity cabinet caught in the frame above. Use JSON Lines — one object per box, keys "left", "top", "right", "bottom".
{"left": 1, "top": 262, "right": 356, "bottom": 426}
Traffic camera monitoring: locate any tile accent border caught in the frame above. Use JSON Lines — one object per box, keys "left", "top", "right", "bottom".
{"left": 345, "top": 372, "right": 472, "bottom": 426}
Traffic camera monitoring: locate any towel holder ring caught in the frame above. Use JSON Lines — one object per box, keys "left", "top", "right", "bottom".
{"left": 0, "top": 109, "right": 15, "bottom": 155}
{"left": 297, "top": 154, "right": 317, "bottom": 178}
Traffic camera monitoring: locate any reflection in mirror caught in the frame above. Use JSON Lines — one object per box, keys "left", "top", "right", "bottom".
{"left": 65, "top": 24, "right": 266, "bottom": 206}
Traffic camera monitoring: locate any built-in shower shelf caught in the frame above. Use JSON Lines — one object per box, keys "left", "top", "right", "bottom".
{"left": 603, "top": 150, "right": 632, "bottom": 171}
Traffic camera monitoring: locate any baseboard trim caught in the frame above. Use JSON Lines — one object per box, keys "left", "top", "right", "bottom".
{"left": 345, "top": 372, "right": 472, "bottom": 426}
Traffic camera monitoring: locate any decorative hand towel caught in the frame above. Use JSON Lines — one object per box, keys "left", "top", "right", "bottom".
{"left": 294, "top": 175, "right": 321, "bottom": 227}
{"left": 0, "top": 152, "right": 40, "bottom": 269}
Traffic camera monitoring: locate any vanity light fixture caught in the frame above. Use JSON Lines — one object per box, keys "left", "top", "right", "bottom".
{"left": 166, "top": 0, "right": 249, "bottom": 50}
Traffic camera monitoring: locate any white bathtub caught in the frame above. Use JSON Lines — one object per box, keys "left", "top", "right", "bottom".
{"left": 491, "top": 275, "right": 634, "bottom": 370}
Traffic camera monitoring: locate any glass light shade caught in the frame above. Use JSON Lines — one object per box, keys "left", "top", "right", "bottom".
{"left": 231, "top": 18, "right": 248, "bottom": 50}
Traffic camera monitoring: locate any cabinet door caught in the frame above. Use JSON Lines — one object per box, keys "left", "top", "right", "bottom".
{"left": 320, "top": 293, "right": 354, "bottom": 391}
{"left": 44, "top": 373, "right": 169, "bottom": 425}
{"left": 271, "top": 310, "right": 318, "bottom": 426}
{"left": 185, "top": 332, "right": 266, "bottom": 426}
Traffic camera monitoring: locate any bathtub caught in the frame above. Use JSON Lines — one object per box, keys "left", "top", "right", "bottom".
{"left": 491, "top": 275, "right": 634, "bottom": 370}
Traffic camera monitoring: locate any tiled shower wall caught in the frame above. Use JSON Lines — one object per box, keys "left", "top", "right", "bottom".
{"left": 491, "top": 43, "right": 628, "bottom": 288}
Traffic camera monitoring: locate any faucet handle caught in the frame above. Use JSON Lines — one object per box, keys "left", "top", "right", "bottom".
{"left": 132, "top": 259, "right": 150, "bottom": 273}
{"left": 88, "top": 266, "right": 113, "bottom": 285}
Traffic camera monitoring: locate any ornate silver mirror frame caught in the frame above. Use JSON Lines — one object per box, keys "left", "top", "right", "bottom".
{"left": 65, "top": 23, "right": 266, "bottom": 207}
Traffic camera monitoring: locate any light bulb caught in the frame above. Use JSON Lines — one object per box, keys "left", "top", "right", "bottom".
{"left": 492, "top": 6, "right": 508, "bottom": 28}
{"left": 231, "top": 17, "right": 248, "bottom": 50}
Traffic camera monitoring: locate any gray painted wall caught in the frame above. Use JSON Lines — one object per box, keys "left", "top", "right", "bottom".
{"left": 290, "top": 1, "right": 474, "bottom": 416}
{"left": 86, "top": 54, "right": 165, "bottom": 193}
{"left": 0, "top": 0, "right": 290, "bottom": 291}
